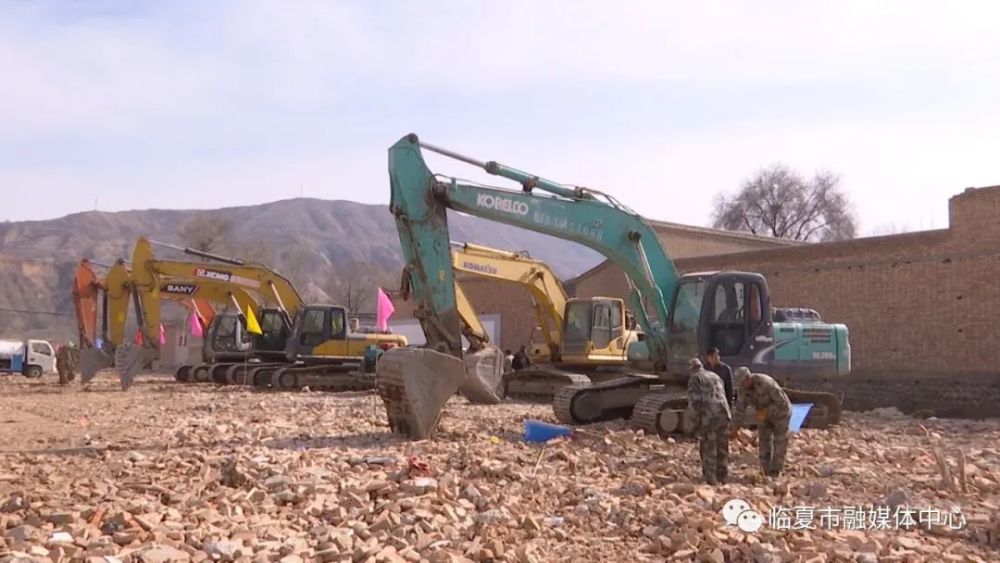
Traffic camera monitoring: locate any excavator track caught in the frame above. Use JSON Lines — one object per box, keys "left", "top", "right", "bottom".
{"left": 552, "top": 375, "right": 666, "bottom": 425}
{"left": 269, "top": 365, "right": 376, "bottom": 392}
{"left": 503, "top": 368, "right": 592, "bottom": 403}
{"left": 190, "top": 363, "right": 213, "bottom": 383}
{"left": 210, "top": 363, "right": 236, "bottom": 385}
{"left": 630, "top": 390, "right": 692, "bottom": 437}
{"left": 175, "top": 365, "right": 194, "bottom": 383}
{"left": 250, "top": 365, "right": 283, "bottom": 387}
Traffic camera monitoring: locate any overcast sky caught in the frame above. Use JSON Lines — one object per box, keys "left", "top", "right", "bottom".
{"left": 2, "top": 1, "right": 998, "bottom": 234}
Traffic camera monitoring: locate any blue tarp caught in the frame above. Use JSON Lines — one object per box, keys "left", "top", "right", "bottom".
{"left": 789, "top": 403, "right": 813, "bottom": 432}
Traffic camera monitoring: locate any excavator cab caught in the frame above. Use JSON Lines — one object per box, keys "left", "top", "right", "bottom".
{"left": 204, "top": 312, "right": 252, "bottom": 361}
{"left": 665, "top": 271, "right": 849, "bottom": 379}
{"left": 560, "top": 297, "right": 634, "bottom": 365}
{"left": 665, "top": 271, "right": 769, "bottom": 373}
{"left": 251, "top": 308, "right": 293, "bottom": 360}
{"left": 287, "top": 305, "right": 348, "bottom": 361}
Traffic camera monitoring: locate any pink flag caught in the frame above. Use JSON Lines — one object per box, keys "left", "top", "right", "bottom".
{"left": 159, "top": 323, "right": 166, "bottom": 345}
{"left": 376, "top": 288, "right": 395, "bottom": 331}
{"left": 189, "top": 311, "right": 204, "bottom": 338}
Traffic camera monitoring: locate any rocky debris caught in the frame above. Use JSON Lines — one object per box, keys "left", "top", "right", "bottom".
{"left": 0, "top": 375, "right": 998, "bottom": 561}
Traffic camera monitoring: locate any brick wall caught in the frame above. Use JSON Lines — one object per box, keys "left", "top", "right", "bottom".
{"left": 389, "top": 276, "right": 538, "bottom": 351}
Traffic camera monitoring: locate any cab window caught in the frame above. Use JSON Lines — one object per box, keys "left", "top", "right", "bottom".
{"left": 300, "top": 309, "right": 326, "bottom": 347}
{"left": 31, "top": 342, "right": 51, "bottom": 355}
{"left": 329, "top": 309, "right": 346, "bottom": 339}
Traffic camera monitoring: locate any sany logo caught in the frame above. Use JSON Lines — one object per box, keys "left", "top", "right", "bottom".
{"left": 195, "top": 268, "right": 231, "bottom": 282}
{"left": 161, "top": 283, "right": 198, "bottom": 296}
{"left": 476, "top": 193, "right": 529, "bottom": 216}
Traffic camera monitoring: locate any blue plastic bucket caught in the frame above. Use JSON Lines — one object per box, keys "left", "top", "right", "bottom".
{"left": 524, "top": 419, "right": 573, "bottom": 443}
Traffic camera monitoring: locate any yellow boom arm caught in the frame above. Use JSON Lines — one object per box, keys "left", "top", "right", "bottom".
{"left": 129, "top": 236, "right": 293, "bottom": 351}
{"left": 450, "top": 242, "right": 567, "bottom": 360}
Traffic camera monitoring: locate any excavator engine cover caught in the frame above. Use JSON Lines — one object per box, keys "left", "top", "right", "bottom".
{"left": 376, "top": 347, "right": 465, "bottom": 440}
{"left": 460, "top": 345, "right": 506, "bottom": 404}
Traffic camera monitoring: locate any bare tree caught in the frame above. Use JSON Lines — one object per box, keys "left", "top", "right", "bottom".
{"left": 326, "top": 261, "right": 395, "bottom": 315}
{"left": 178, "top": 214, "right": 232, "bottom": 253}
{"left": 712, "top": 164, "right": 857, "bottom": 242}
{"left": 869, "top": 222, "right": 914, "bottom": 236}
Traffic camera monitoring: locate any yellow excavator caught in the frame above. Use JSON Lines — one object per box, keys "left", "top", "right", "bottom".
{"left": 261, "top": 305, "right": 409, "bottom": 391}
{"left": 446, "top": 241, "right": 645, "bottom": 401}
{"left": 128, "top": 237, "right": 407, "bottom": 392}
{"left": 390, "top": 241, "right": 642, "bottom": 404}
{"left": 77, "top": 259, "right": 221, "bottom": 387}
{"left": 125, "top": 236, "right": 303, "bottom": 385}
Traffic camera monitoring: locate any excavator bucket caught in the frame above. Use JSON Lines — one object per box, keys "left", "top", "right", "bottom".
{"left": 459, "top": 345, "right": 506, "bottom": 404}
{"left": 119, "top": 344, "right": 156, "bottom": 391}
{"left": 375, "top": 347, "right": 466, "bottom": 440}
{"left": 79, "top": 347, "right": 114, "bottom": 384}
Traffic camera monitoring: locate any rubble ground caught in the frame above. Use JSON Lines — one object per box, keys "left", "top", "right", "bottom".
{"left": 1, "top": 374, "right": 998, "bottom": 563}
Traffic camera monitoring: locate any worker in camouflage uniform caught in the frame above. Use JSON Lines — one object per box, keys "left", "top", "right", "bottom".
{"left": 685, "top": 357, "right": 731, "bottom": 485}
{"left": 55, "top": 342, "right": 79, "bottom": 385}
{"left": 731, "top": 366, "right": 792, "bottom": 478}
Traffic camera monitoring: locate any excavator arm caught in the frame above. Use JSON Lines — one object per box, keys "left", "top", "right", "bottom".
{"left": 389, "top": 134, "right": 678, "bottom": 370}
{"left": 450, "top": 241, "right": 567, "bottom": 361}
{"left": 72, "top": 260, "right": 104, "bottom": 349}
{"left": 131, "top": 236, "right": 304, "bottom": 319}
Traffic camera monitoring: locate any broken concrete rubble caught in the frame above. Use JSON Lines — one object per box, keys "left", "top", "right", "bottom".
{"left": 0, "top": 374, "right": 998, "bottom": 561}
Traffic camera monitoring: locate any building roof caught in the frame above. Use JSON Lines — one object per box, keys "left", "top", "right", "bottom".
{"left": 648, "top": 220, "right": 804, "bottom": 247}
{"left": 565, "top": 220, "right": 802, "bottom": 287}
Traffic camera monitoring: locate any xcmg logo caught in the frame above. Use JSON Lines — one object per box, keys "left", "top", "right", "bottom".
{"left": 195, "top": 268, "right": 231, "bottom": 282}
{"left": 476, "top": 193, "right": 529, "bottom": 216}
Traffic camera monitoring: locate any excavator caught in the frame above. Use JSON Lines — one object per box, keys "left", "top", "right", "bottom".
{"left": 125, "top": 237, "right": 303, "bottom": 385}
{"left": 124, "top": 237, "right": 407, "bottom": 391}
{"left": 76, "top": 258, "right": 219, "bottom": 387}
{"left": 376, "top": 134, "right": 849, "bottom": 439}
{"left": 447, "top": 242, "right": 840, "bottom": 405}
{"left": 261, "top": 304, "right": 409, "bottom": 391}
{"left": 447, "top": 241, "right": 644, "bottom": 400}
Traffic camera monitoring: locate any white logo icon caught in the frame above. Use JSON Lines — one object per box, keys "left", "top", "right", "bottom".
{"left": 475, "top": 193, "right": 530, "bottom": 216}
{"left": 721, "top": 498, "right": 764, "bottom": 533}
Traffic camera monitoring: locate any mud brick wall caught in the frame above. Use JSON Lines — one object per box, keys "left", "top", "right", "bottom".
{"left": 387, "top": 276, "right": 537, "bottom": 351}
{"left": 776, "top": 371, "right": 1000, "bottom": 419}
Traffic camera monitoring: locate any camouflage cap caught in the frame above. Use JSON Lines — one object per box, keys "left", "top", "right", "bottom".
{"left": 734, "top": 366, "right": 752, "bottom": 386}
{"left": 687, "top": 357, "right": 703, "bottom": 371}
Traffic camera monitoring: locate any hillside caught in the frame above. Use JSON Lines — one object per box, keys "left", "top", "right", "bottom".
{"left": 0, "top": 198, "right": 602, "bottom": 342}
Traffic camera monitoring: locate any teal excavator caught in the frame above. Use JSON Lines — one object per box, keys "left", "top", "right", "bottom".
{"left": 377, "top": 134, "right": 850, "bottom": 439}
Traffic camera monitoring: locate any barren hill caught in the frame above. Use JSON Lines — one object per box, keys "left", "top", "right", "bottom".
{"left": 0, "top": 198, "right": 602, "bottom": 342}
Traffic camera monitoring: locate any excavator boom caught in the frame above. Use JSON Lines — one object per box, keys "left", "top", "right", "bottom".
{"left": 450, "top": 242, "right": 566, "bottom": 361}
